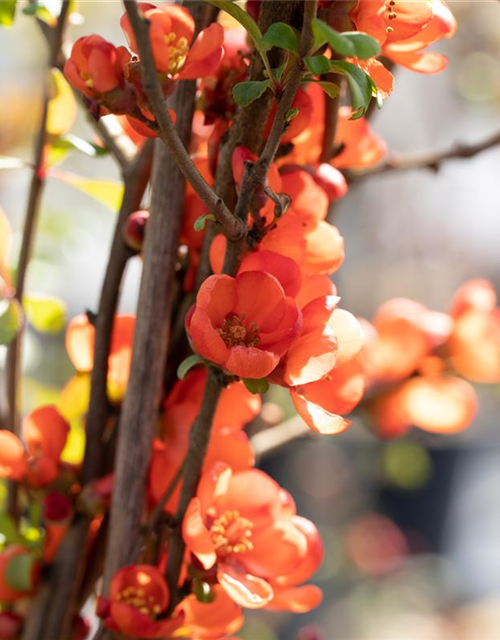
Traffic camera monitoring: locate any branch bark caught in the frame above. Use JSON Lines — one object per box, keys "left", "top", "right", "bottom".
{"left": 347, "top": 128, "right": 500, "bottom": 179}
{"left": 21, "top": 142, "right": 153, "bottom": 640}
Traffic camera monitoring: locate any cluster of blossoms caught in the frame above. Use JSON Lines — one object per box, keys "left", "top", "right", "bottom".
{"left": 2, "top": 1, "right": 498, "bottom": 640}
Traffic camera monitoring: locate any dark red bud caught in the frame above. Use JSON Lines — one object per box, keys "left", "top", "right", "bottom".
{"left": 43, "top": 491, "right": 73, "bottom": 522}
{"left": 123, "top": 210, "right": 150, "bottom": 252}
{"left": 0, "top": 612, "right": 22, "bottom": 640}
{"left": 72, "top": 615, "right": 91, "bottom": 640}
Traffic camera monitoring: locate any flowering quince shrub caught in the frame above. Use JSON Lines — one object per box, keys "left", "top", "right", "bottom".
{"left": 0, "top": 1, "right": 498, "bottom": 639}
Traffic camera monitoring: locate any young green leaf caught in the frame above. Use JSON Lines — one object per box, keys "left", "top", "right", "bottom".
{"left": 233, "top": 79, "right": 271, "bottom": 107}
{"left": 0, "top": 298, "right": 22, "bottom": 345}
{"left": 206, "top": 0, "right": 262, "bottom": 44}
{"left": 48, "top": 169, "right": 124, "bottom": 211}
{"left": 304, "top": 55, "right": 331, "bottom": 76}
{"left": 177, "top": 354, "right": 205, "bottom": 380}
{"left": 24, "top": 294, "right": 67, "bottom": 334}
{"left": 5, "top": 553, "right": 36, "bottom": 592}
{"left": 242, "top": 377, "right": 270, "bottom": 395}
{"left": 311, "top": 18, "right": 355, "bottom": 58}
{"left": 316, "top": 81, "right": 340, "bottom": 99}
{"left": 0, "top": 0, "right": 17, "bottom": 27}
{"left": 330, "top": 60, "right": 373, "bottom": 119}
{"left": 194, "top": 213, "right": 216, "bottom": 232}
{"left": 341, "top": 32, "right": 381, "bottom": 60}
{"left": 258, "top": 22, "right": 300, "bottom": 56}
{"left": 0, "top": 513, "right": 26, "bottom": 545}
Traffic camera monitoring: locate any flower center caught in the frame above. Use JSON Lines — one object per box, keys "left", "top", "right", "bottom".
{"left": 217, "top": 314, "right": 260, "bottom": 348}
{"left": 164, "top": 33, "right": 189, "bottom": 75}
{"left": 385, "top": 0, "right": 397, "bottom": 33}
{"left": 116, "top": 585, "right": 162, "bottom": 617}
{"left": 209, "top": 510, "right": 254, "bottom": 556}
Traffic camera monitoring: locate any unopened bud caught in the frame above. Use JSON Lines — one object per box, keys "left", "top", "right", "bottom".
{"left": 123, "top": 210, "right": 150, "bottom": 252}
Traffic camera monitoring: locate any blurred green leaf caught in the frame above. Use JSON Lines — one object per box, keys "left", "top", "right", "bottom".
{"left": 242, "top": 377, "right": 269, "bottom": 395}
{"left": 311, "top": 18, "right": 355, "bottom": 57}
{"left": 24, "top": 294, "right": 67, "bottom": 334}
{"left": 5, "top": 553, "right": 36, "bottom": 591}
{"left": 341, "top": 31, "right": 381, "bottom": 59}
{"left": 48, "top": 169, "right": 124, "bottom": 211}
{"left": 206, "top": 0, "right": 262, "bottom": 44}
{"left": 47, "top": 69, "right": 77, "bottom": 136}
{"left": 0, "top": 513, "right": 25, "bottom": 545}
{"left": 233, "top": 80, "right": 271, "bottom": 107}
{"left": 177, "top": 355, "right": 205, "bottom": 380}
{"left": 193, "top": 213, "right": 216, "bottom": 232}
{"left": 304, "top": 55, "right": 331, "bottom": 76}
{"left": 316, "top": 81, "right": 340, "bottom": 99}
{"left": 0, "top": 298, "right": 22, "bottom": 345}
{"left": 0, "top": 1, "right": 17, "bottom": 27}
{"left": 330, "top": 60, "right": 372, "bottom": 118}
{"left": 259, "top": 22, "right": 299, "bottom": 55}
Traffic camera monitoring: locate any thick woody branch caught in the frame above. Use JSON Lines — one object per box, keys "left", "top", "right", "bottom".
{"left": 347, "top": 129, "right": 500, "bottom": 179}
{"left": 123, "top": 0, "right": 246, "bottom": 242}
{"left": 21, "top": 142, "right": 153, "bottom": 640}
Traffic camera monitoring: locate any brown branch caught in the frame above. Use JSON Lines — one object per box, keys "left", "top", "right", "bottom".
{"left": 165, "top": 367, "right": 223, "bottom": 608}
{"left": 319, "top": 73, "right": 345, "bottom": 163}
{"left": 347, "top": 129, "right": 500, "bottom": 180}
{"left": 21, "top": 142, "right": 153, "bottom": 640}
{"left": 123, "top": 1, "right": 246, "bottom": 242}
{"left": 251, "top": 416, "right": 312, "bottom": 459}
{"left": 100, "top": 76, "right": 198, "bottom": 598}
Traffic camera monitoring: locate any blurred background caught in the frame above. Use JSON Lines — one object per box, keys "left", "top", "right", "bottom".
{"left": 1, "top": 2, "right": 500, "bottom": 639}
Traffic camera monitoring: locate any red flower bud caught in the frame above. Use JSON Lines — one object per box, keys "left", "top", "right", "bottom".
{"left": 0, "top": 612, "right": 22, "bottom": 640}
{"left": 123, "top": 210, "right": 150, "bottom": 252}
{"left": 43, "top": 491, "right": 73, "bottom": 522}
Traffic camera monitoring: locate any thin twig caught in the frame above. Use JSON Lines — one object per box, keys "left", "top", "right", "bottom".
{"left": 123, "top": 1, "right": 246, "bottom": 242}
{"left": 347, "top": 129, "right": 500, "bottom": 180}
{"left": 251, "top": 416, "right": 312, "bottom": 459}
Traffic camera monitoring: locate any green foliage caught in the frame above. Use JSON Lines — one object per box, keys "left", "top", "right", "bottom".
{"left": 0, "top": 298, "right": 22, "bottom": 345}
{"left": 50, "top": 170, "right": 124, "bottom": 211}
{"left": 311, "top": 18, "right": 380, "bottom": 60}
{"left": 5, "top": 553, "right": 36, "bottom": 592}
{"left": 258, "top": 22, "right": 300, "bottom": 56}
{"left": 0, "top": 0, "right": 17, "bottom": 27}
{"left": 233, "top": 80, "right": 271, "bottom": 107}
{"left": 316, "top": 81, "right": 340, "bottom": 99}
{"left": 24, "top": 294, "right": 67, "bottom": 334}
{"left": 0, "top": 513, "right": 25, "bottom": 545}
{"left": 47, "top": 134, "right": 108, "bottom": 166}
{"left": 177, "top": 355, "right": 205, "bottom": 380}
{"left": 193, "top": 213, "right": 216, "bottom": 232}
{"left": 304, "top": 55, "right": 331, "bottom": 76}
{"left": 242, "top": 377, "right": 270, "bottom": 395}
{"left": 206, "top": 0, "right": 262, "bottom": 44}
{"left": 330, "top": 60, "right": 373, "bottom": 118}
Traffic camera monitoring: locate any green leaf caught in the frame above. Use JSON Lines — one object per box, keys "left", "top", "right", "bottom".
{"left": 233, "top": 80, "right": 271, "bottom": 107}
{"left": 258, "top": 22, "right": 299, "bottom": 56}
{"left": 311, "top": 18, "right": 355, "bottom": 58}
{"left": 24, "top": 294, "right": 67, "bottom": 334}
{"left": 330, "top": 60, "right": 372, "bottom": 119}
{"left": 0, "top": 298, "right": 22, "bottom": 345}
{"left": 341, "top": 31, "right": 381, "bottom": 60}
{"left": 242, "top": 377, "right": 269, "bottom": 395}
{"left": 304, "top": 55, "right": 331, "bottom": 76}
{"left": 47, "top": 68, "right": 77, "bottom": 136}
{"left": 48, "top": 169, "right": 124, "bottom": 211}
{"left": 206, "top": 0, "right": 262, "bottom": 44}
{"left": 0, "top": 0, "right": 17, "bottom": 26}
{"left": 177, "top": 355, "right": 205, "bottom": 380}
{"left": 22, "top": 1, "right": 54, "bottom": 24}
{"left": 194, "top": 213, "right": 216, "bottom": 232}
{"left": 0, "top": 513, "right": 25, "bottom": 545}
{"left": 285, "top": 108, "right": 299, "bottom": 122}
{"left": 47, "top": 134, "right": 108, "bottom": 167}
{"left": 5, "top": 553, "right": 36, "bottom": 592}
{"left": 316, "top": 81, "right": 340, "bottom": 99}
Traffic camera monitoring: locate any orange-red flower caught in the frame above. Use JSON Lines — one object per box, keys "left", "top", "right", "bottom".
{"left": 187, "top": 272, "right": 302, "bottom": 379}
{"left": 66, "top": 313, "right": 135, "bottom": 402}
{"left": 181, "top": 585, "right": 244, "bottom": 639}
{"left": 98, "top": 565, "right": 182, "bottom": 638}
{"left": 183, "top": 463, "right": 323, "bottom": 611}
{"left": 64, "top": 36, "right": 126, "bottom": 99}
{"left": 350, "top": 0, "right": 457, "bottom": 74}
{"left": 121, "top": 4, "right": 224, "bottom": 78}
{"left": 0, "top": 406, "right": 70, "bottom": 487}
